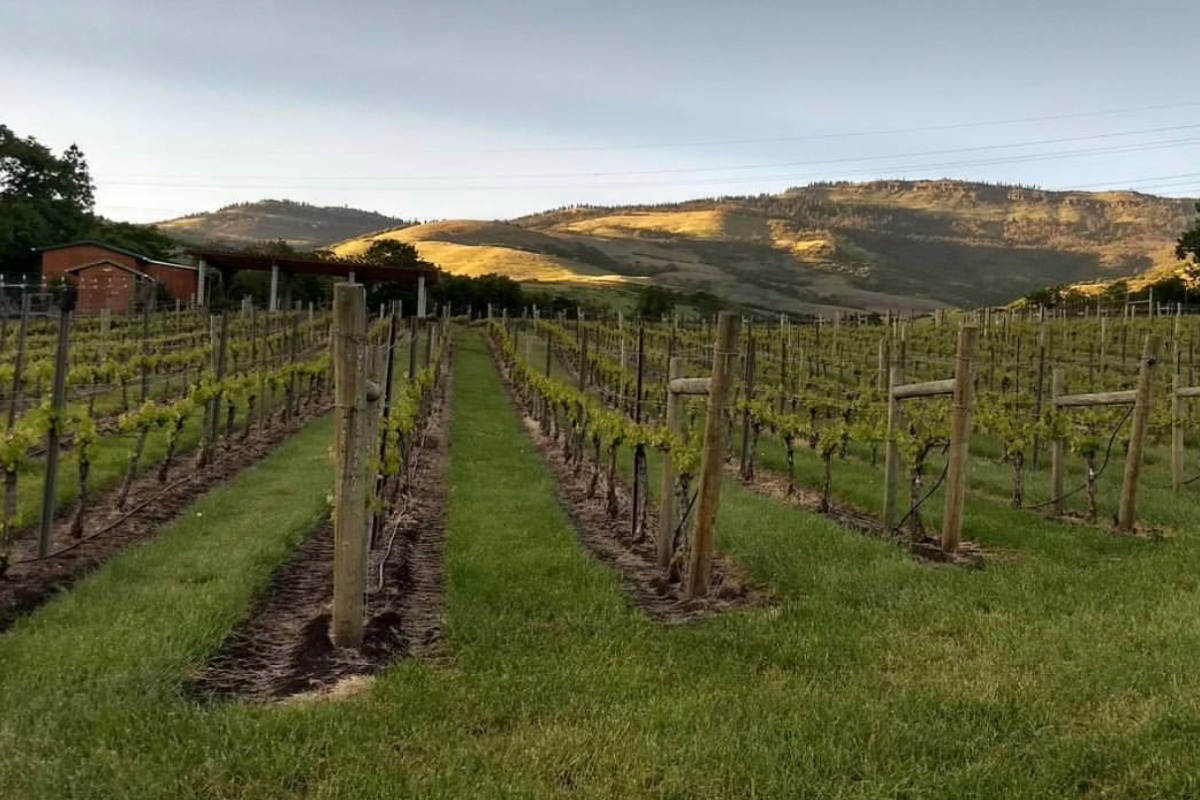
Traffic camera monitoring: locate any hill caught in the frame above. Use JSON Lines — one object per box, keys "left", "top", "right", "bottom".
{"left": 175, "top": 182, "right": 1198, "bottom": 313}
{"left": 505, "top": 181, "right": 1195, "bottom": 312}
{"left": 331, "top": 220, "right": 635, "bottom": 285}
{"left": 156, "top": 200, "right": 410, "bottom": 250}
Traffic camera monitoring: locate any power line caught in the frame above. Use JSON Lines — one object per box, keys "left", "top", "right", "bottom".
{"left": 102, "top": 98, "right": 1200, "bottom": 157}
{"left": 96, "top": 135, "right": 1200, "bottom": 193}
{"left": 97, "top": 122, "right": 1200, "bottom": 184}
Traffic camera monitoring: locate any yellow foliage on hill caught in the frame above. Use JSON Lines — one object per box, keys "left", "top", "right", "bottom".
{"left": 552, "top": 209, "right": 772, "bottom": 242}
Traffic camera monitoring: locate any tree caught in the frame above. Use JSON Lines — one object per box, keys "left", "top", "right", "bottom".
{"left": 340, "top": 239, "right": 438, "bottom": 311}
{"left": 1177, "top": 201, "right": 1200, "bottom": 285}
{"left": 89, "top": 219, "right": 179, "bottom": 261}
{"left": 636, "top": 284, "right": 677, "bottom": 319}
{"left": 355, "top": 239, "right": 429, "bottom": 270}
{"left": 0, "top": 125, "right": 96, "bottom": 274}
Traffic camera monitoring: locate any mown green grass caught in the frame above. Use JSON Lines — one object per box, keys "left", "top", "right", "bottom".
{"left": 3, "top": 334, "right": 1200, "bottom": 797}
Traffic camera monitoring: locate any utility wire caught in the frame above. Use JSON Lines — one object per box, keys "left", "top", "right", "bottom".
{"left": 100, "top": 122, "right": 1200, "bottom": 185}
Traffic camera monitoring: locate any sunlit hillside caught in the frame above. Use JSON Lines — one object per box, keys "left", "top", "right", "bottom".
{"left": 157, "top": 200, "right": 407, "bottom": 250}
{"left": 175, "top": 181, "right": 1197, "bottom": 313}
{"left": 331, "top": 221, "right": 632, "bottom": 285}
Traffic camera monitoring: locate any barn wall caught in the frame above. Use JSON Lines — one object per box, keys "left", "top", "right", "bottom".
{"left": 69, "top": 264, "right": 140, "bottom": 313}
{"left": 41, "top": 244, "right": 198, "bottom": 313}
{"left": 41, "top": 246, "right": 139, "bottom": 286}
{"left": 142, "top": 263, "right": 198, "bottom": 301}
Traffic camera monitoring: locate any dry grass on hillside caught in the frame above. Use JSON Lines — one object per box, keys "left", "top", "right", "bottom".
{"left": 333, "top": 235, "right": 629, "bottom": 285}
{"left": 552, "top": 210, "right": 773, "bottom": 242}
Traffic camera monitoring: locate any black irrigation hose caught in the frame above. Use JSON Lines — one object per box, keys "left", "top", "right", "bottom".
{"left": 1024, "top": 404, "right": 1133, "bottom": 511}
{"left": 891, "top": 455, "right": 951, "bottom": 535}
{"left": 673, "top": 487, "right": 700, "bottom": 543}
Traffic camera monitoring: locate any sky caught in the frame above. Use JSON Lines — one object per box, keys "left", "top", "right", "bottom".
{"left": 3, "top": 0, "right": 1200, "bottom": 224}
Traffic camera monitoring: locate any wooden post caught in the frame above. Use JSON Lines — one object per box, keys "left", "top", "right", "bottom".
{"left": 197, "top": 257, "right": 207, "bottom": 308}
{"left": 363, "top": 345, "right": 384, "bottom": 549}
{"left": 203, "top": 311, "right": 229, "bottom": 464}
{"left": 255, "top": 310, "right": 267, "bottom": 430}
{"left": 578, "top": 327, "right": 588, "bottom": 391}
{"left": 139, "top": 299, "right": 151, "bottom": 403}
{"left": 657, "top": 357, "right": 684, "bottom": 571}
{"left": 1032, "top": 323, "right": 1047, "bottom": 470}
{"left": 7, "top": 296, "right": 28, "bottom": 430}
{"left": 38, "top": 288, "right": 75, "bottom": 557}
{"left": 941, "top": 326, "right": 978, "bottom": 554}
{"left": 882, "top": 366, "right": 904, "bottom": 530}
{"left": 877, "top": 337, "right": 889, "bottom": 392}
{"left": 376, "top": 312, "right": 400, "bottom": 523}
{"left": 332, "top": 283, "right": 368, "bottom": 649}
{"left": 1117, "top": 334, "right": 1161, "bottom": 532}
{"left": 738, "top": 327, "right": 756, "bottom": 480}
{"left": 1172, "top": 367, "right": 1183, "bottom": 493}
{"left": 1050, "top": 368, "right": 1066, "bottom": 515}
{"left": 408, "top": 316, "right": 419, "bottom": 379}
{"left": 778, "top": 330, "right": 789, "bottom": 413}
{"left": 687, "top": 312, "right": 740, "bottom": 598}
{"left": 286, "top": 312, "right": 299, "bottom": 422}
{"left": 631, "top": 325, "right": 645, "bottom": 540}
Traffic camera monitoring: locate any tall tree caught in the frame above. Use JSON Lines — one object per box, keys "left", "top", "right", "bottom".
{"left": 0, "top": 125, "right": 96, "bottom": 275}
{"left": 1176, "top": 201, "right": 1200, "bottom": 284}
{"left": 353, "top": 238, "right": 430, "bottom": 270}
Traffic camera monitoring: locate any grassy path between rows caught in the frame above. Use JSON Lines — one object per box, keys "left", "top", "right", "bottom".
{"left": 2, "top": 334, "right": 1200, "bottom": 797}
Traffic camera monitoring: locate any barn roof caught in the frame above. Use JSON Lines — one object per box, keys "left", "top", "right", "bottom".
{"left": 37, "top": 240, "right": 194, "bottom": 270}
{"left": 190, "top": 249, "right": 439, "bottom": 284}
{"left": 65, "top": 259, "right": 157, "bottom": 281}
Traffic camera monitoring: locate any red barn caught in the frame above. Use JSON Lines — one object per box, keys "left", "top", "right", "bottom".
{"left": 39, "top": 241, "right": 199, "bottom": 314}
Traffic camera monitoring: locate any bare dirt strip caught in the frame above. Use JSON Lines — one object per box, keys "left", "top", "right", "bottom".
{"left": 492, "top": 355, "right": 760, "bottom": 625}
{"left": 733, "top": 462, "right": 987, "bottom": 568}
{"left": 0, "top": 399, "right": 333, "bottom": 633}
{"left": 188, "top": 354, "right": 452, "bottom": 702}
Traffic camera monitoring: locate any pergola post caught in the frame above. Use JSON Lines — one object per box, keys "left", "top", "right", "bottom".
{"left": 196, "top": 257, "right": 207, "bottom": 308}
{"left": 269, "top": 261, "right": 280, "bottom": 312}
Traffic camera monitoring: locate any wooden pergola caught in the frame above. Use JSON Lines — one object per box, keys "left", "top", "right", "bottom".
{"left": 189, "top": 249, "right": 439, "bottom": 312}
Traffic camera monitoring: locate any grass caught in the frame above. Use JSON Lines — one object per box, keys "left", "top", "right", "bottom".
{"left": 554, "top": 209, "right": 773, "bottom": 243}
{"left": 4, "top": 333, "right": 1200, "bottom": 796}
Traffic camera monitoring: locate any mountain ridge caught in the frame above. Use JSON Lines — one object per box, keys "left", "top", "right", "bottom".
{"left": 156, "top": 199, "right": 413, "bottom": 250}
{"left": 160, "top": 181, "right": 1198, "bottom": 312}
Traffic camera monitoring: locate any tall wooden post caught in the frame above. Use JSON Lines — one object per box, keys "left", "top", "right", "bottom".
{"left": 376, "top": 312, "right": 400, "bottom": 520}
{"left": 1050, "top": 368, "right": 1066, "bottom": 515}
{"left": 363, "top": 345, "right": 384, "bottom": 549}
{"left": 631, "top": 325, "right": 645, "bottom": 540}
{"left": 38, "top": 287, "right": 75, "bottom": 557}
{"left": 882, "top": 366, "right": 904, "bottom": 530}
{"left": 687, "top": 312, "right": 740, "bottom": 598}
{"left": 1117, "top": 334, "right": 1161, "bottom": 532}
{"left": 941, "top": 326, "right": 978, "bottom": 554}
{"left": 203, "top": 311, "right": 229, "bottom": 464}
{"left": 1031, "top": 323, "right": 1047, "bottom": 470}
{"left": 408, "top": 316, "right": 419, "bottom": 379}
{"left": 738, "top": 327, "right": 756, "bottom": 480}
{"left": 1172, "top": 367, "right": 1183, "bottom": 493}
{"left": 657, "top": 357, "right": 684, "bottom": 571}
{"left": 139, "top": 300, "right": 151, "bottom": 403}
{"left": 332, "top": 283, "right": 369, "bottom": 648}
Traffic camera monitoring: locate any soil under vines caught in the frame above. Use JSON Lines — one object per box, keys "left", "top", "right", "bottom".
{"left": 736, "top": 462, "right": 987, "bottom": 568}
{"left": 0, "top": 400, "right": 333, "bottom": 633}
{"left": 493, "top": 347, "right": 759, "bottom": 624}
{"left": 187, "top": 351, "right": 453, "bottom": 702}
